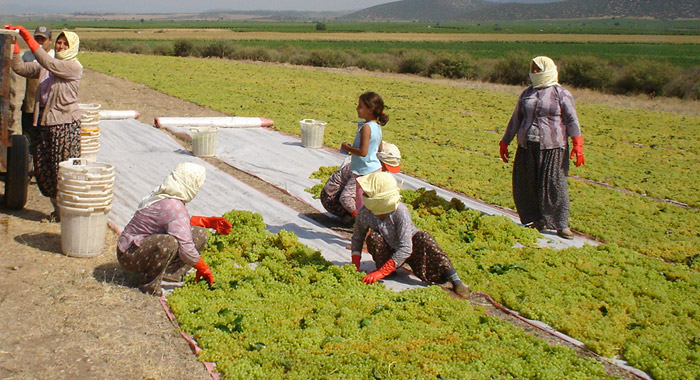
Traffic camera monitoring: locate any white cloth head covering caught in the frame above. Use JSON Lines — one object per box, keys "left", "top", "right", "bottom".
{"left": 529, "top": 56, "right": 558, "bottom": 89}
{"left": 377, "top": 141, "right": 401, "bottom": 172}
{"left": 357, "top": 172, "right": 401, "bottom": 215}
{"left": 137, "top": 162, "right": 206, "bottom": 210}
{"left": 55, "top": 31, "right": 80, "bottom": 62}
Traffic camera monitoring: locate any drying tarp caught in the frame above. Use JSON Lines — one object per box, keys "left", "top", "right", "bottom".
{"left": 162, "top": 124, "right": 593, "bottom": 250}
{"left": 98, "top": 119, "right": 423, "bottom": 291}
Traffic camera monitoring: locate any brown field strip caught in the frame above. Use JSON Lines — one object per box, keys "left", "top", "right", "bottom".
{"left": 75, "top": 28, "right": 700, "bottom": 44}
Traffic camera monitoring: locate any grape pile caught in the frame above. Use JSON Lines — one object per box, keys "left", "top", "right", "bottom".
{"left": 169, "top": 209, "right": 611, "bottom": 379}
{"left": 304, "top": 166, "right": 700, "bottom": 380}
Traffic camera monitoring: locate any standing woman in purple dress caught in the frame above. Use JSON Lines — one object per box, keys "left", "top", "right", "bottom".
{"left": 499, "top": 56, "right": 586, "bottom": 239}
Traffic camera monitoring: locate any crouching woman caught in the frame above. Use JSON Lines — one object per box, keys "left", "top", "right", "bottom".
{"left": 350, "top": 172, "right": 470, "bottom": 297}
{"left": 116, "top": 162, "right": 231, "bottom": 296}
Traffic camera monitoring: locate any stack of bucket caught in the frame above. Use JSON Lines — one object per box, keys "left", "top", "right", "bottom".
{"left": 190, "top": 126, "right": 219, "bottom": 157}
{"left": 57, "top": 158, "right": 115, "bottom": 257}
{"left": 78, "top": 103, "right": 101, "bottom": 161}
{"left": 299, "top": 119, "right": 327, "bottom": 149}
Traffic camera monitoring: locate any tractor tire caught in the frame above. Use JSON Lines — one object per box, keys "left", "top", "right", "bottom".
{"left": 5, "top": 134, "right": 29, "bottom": 210}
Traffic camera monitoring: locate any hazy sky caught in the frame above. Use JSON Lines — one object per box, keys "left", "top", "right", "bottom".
{"left": 1, "top": 0, "right": 394, "bottom": 14}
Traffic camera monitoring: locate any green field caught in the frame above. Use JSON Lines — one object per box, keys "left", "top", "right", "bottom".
{"left": 80, "top": 52, "right": 700, "bottom": 264}
{"left": 79, "top": 52, "right": 700, "bottom": 379}
{"left": 27, "top": 18, "right": 700, "bottom": 35}
{"left": 89, "top": 38, "right": 700, "bottom": 68}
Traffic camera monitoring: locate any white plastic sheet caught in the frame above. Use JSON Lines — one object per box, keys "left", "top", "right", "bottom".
{"left": 98, "top": 119, "right": 422, "bottom": 291}
{"left": 163, "top": 124, "right": 594, "bottom": 249}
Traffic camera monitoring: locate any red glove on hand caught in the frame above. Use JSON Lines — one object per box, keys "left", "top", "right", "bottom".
{"left": 351, "top": 254, "right": 361, "bottom": 272}
{"left": 570, "top": 136, "right": 585, "bottom": 167}
{"left": 193, "top": 258, "right": 215, "bottom": 285}
{"left": 362, "top": 259, "right": 396, "bottom": 284}
{"left": 499, "top": 141, "right": 510, "bottom": 163}
{"left": 2, "top": 25, "right": 14, "bottom": 30}
{"left": 190, "top": 216, "right": 232, "bottom": 235}
{"left": 13, "top": 25, "right": 40, "bottom": 52}
{"left": 13, "top": 42, "right": 20, "bottom": 55}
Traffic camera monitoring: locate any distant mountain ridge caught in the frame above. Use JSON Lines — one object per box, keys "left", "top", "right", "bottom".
{"left": 340, "top": 0, "right": 491, "bottom": 21}
{"left": 342, "top": 0, "right": 700, "bottom": 21}
{"left": 462, "top": 0, "right": 700, "bottom": 20}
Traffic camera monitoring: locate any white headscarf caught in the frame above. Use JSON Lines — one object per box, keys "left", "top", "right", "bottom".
{"left": 529, "top": 56, "right": 558, "bottom": 89}
{"left": 55, "top": 31, "right": 80, "bottom": 62}
{"left": 137, "top": 162, "right": 206, "bottom": 210}
{"left": 357, "top": 172, "right": 401, "bottom": 215}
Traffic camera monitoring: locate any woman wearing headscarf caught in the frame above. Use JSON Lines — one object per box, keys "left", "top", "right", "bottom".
{"left": 117, "top": 162, "right": 232, "bottom": 296}
{"left": 5, "top": 25, "right": 83, "bottom": 221}
{"left": 499, "top": 56, "right": 585, "bottom": 240}
{"left": 321, "top": 141, "right": 402, "bottom": 222}
{"left": 350, "top": 172, "right": 470, "bottom": 297}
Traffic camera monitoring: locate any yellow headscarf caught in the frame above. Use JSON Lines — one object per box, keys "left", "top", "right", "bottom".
{"left": 357, "top": 172, "right": 401, "bottom": 215}
{"left": 137, "top": 162, "right": 206, "bottom": 210}
{"left": 55, "top": 31, "right": 80, "bottom": 62}
{"left": 529, "top": 56, "right": 558, "bottom": 89}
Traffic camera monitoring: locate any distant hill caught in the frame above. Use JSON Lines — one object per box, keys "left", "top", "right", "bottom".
{"left": 461, "top": 0, "right": 700, "bottom": 20}
{"left": 342, "top": 0, "right": 700, "bottom": 21}
{"left": 340, "top": 0, "right": 493, "bottom": 21}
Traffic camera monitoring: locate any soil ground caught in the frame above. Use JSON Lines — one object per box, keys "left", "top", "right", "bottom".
{"left": 0, "top": 62, "right": 676, "bottom": 380}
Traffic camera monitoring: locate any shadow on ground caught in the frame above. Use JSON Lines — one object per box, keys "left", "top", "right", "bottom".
{"left": 14, "top": 232, "right": 62, "bottom": 254}
{"left": 93, "top": 262, "right": 140, "bottom": 288}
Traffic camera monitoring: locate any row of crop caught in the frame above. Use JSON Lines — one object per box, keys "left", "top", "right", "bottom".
{"left": 168, "top": 209, "right": 613, "bottom": 379}
{"left": 79, "top": 53, "right": 700, "bottom": 263}
{"left": 304, "top": 172, "right": 700, "bottom": 379}
{"left": 81, "top": 39, "right": 700, "bottom": 100}
{"left": 26, "top": 18, "right": 700, "bottom": 35}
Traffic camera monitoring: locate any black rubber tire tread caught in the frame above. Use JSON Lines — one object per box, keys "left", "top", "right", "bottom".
{"left": 5, "top": 134, "right": 29, "bottom": 210}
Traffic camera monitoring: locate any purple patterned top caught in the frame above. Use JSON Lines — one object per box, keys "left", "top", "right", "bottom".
{"left": 322, "top": 163, "right": 356, "bottom": 214}
{"left": 351, "top": 203, "right": 419, "bottom": 267}
{"left": 117, "top": 198, "right": 201, "bottom": 265}
{"left": 501, "top": 85, "right": 582, "bottom": 150}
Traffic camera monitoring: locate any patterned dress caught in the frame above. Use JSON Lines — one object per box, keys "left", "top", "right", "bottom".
{"left": 351, "top": 203, "right": 456, "bottom": 284}
{"left": 117, "top": 198, "right": 207, "bottom": 295}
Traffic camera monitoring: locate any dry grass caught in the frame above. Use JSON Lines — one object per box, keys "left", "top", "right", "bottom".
{"left": 75, "top": 28, "right": 700, "bottom": 44}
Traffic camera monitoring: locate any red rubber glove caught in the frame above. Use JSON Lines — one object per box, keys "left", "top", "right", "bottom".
{"left": 499, "top": 141, "right": 510, "bottom": 163}
{"left": 570, "top": 136, "right": 585, "bottom": 167}
{"left": 14, "top": 25, "right": 40, "bottom": 52}
{"left": 351, "top": 254, "right": 361, "bottom": 272}
{"left": 13, "top": 42, "right": 20, "bottom": 55}
{"left": 362, "top": 259, "right": 396, "bottom": 284}
{"left": 190, "top": 216, "right": 232, "bottom": 235}
{"left": 2, "top": 25, "right": 14, "bottom": 30}
{"left": 193, "top": 258, "right": 215, "bottom": 285}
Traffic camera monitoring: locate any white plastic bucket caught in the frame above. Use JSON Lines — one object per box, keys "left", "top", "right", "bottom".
{"left": 299, "top": 119, "right": 326, "bottom": 149}
{"left": 190, "top": 127, "right": 218, "bottom": 157}
{"left": 60, "top": 205, "right": 110, "bottom": 257}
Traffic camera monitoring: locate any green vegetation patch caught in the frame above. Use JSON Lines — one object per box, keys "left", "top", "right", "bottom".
{"left": 80, "top": 53, "right": 700, "bottom": 264}
{"left": 168, "top": 209, "right": 612, "bottom": 379}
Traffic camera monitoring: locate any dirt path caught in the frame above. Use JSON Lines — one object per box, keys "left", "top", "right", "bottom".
{"left": 0, "top": 67, "right": 651, "bottom": 380}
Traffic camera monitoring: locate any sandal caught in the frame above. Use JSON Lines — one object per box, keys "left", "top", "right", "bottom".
{"left": 48, "top": 211, "right": 61, "bottom": 223}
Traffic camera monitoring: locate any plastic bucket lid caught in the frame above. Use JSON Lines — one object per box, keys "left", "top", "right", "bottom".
{"left": 57, "top": 196, "right": 113, "bottom": 209}
{"left": 58, "top": 183, "right": 114, "bottom": 194}
{"left": 58, "top": 187, "right": 113, "bottom": 198}
{"left": 59, "top": 203, "right": 111, "bottom": 215}
{"left": 59, "top": 158, "right": 113, "bottom": 174}
{"left": 189, "top": 126, "right": 219, "bottom": 134}
{"left": 79, "top": 103, "right": 101, "bottom": 111}
{"left": 59, "top": 176, "right": 114, "bottom": 186}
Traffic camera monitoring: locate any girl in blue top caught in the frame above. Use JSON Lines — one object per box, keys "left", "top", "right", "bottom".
{"left": 341, "top": 91, "right": 388, "bottom": 211}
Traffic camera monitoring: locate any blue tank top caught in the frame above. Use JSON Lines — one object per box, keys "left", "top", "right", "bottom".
{"left": 350, "top": 121, "right": 382, "bottom": 175}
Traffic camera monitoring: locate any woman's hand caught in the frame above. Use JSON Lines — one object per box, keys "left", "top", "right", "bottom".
{"left": 570, "top": 136, "right": 585, "bottom": 167}
{"left": 12, "top": 25, "right": 40, "bottom": 52}
{"left": 499, "top": 141, "right": 510, "bottom": 163}
{"left": 362, "top": 259, "right": 396, "bottom": 284}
